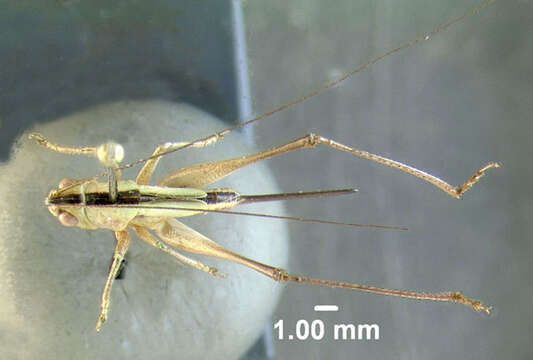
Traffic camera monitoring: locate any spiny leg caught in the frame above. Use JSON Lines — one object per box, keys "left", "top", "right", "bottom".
{"left": 136, "top": 139, "right": 220, "bottom": 185}
{"left": 159, "top": 133, "right": 499, "bottom": 198}
{"left": 131, "top": 224, "right": 225, "bottom": 278}
{"left": 270, "top": 269, "right": 491, "bottom": 314}
{"left": 153, "top": 219, "right": 490, "bottom": 314}
{"left": 96, "top": 230, "right": 131, "bottom": 332}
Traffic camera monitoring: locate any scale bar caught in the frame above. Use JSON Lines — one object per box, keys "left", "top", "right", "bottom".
{"left": 314, "top": 305, "right": 339, "bottom": 312}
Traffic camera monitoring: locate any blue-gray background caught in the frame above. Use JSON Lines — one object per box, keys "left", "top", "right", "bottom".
{"left": 244, "top": 0, "right": 531, "bottom": 359}
{"left": 0, "top": 1, "right": 531, "bottom": 359}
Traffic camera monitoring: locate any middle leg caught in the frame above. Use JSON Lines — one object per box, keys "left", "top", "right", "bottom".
{"left": 131, "top": 224, "right": 225, "bottom": 278}
{"left": 136, "top": 136, "right": 225, "bottom": 185}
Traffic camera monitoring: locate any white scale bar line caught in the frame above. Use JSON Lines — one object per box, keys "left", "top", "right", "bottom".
{"left": 314, "top": 305, "right": 339, "bottom": 312}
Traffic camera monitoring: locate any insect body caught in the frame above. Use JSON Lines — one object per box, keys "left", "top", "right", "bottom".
{"left": 47, "top": 179, "right": 210, "bottom": 230}
{"left": 31, "top": 130, "right": 498, "bottom": 331}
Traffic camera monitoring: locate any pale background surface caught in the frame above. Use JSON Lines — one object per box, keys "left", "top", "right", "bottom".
{"left": 0, "top": 101, "right": 288, "bottom": 359}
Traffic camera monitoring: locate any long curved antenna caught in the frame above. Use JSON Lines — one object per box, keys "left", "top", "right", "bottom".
{"left": 115, "top": 0, "right": 497, "bottom": 172}
{"left": 30, "top": 0, "right": 497, "bottom": 188}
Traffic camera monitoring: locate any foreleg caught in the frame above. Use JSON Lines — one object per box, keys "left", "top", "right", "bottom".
{"left": 96, "top": 230, "right": 131, "bottom": 331}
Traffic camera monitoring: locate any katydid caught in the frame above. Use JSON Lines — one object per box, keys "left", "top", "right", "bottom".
{"left": 29, "top": 0, "right": 499, "bottom": 331}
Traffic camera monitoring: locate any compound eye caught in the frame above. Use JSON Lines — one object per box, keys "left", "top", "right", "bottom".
{"left": 58, "top": 177, "right": 75, "bottom": 189}
{"left": 58, "top": 211, "right": 78, "bottom": 227}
